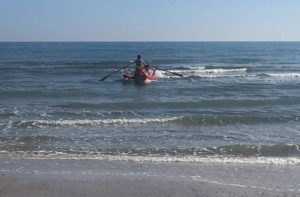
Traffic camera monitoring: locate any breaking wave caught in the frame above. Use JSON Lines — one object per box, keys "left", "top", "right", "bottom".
{"left": 157, "top": 65, "right": 300, "bottom": 80}
{"left": 262, "top": 72, "right": 300, "bottom": 78}
{"left": 158, "top": 65, "right": 247, "bottom": 78}
{"left": 4, "top": 116, "right": 183, "bottom": 128}
{"left": 2, "top": 113, "right": 300, "bottom": 129}
{"left": 0, "top": 144, "right": 299, "bottom": 165}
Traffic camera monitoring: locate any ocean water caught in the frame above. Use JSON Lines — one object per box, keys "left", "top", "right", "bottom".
{"left": 0, "top": 42, "right": 300, "bottom": 164}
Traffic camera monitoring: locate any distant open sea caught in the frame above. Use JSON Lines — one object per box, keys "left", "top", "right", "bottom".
{"left": 0, "top": 42, "right": 300, "bottom": 164}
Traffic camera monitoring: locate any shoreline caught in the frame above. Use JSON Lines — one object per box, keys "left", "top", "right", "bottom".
{"left": 0, "top": 159, "right": 299, "bottom": 197}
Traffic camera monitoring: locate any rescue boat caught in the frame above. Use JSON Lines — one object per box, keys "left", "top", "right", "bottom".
{"left": 123, "top": 66, "right": 158, "bottom": 84}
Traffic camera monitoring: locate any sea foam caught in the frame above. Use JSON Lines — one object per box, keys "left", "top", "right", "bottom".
{"left": 1, "top": 150, "right": 299, "bottom": 165}
{"left": 158, "top": 65, "right": 247, "bottom": 79}
{"left": 8, "top": 116, "right": 183, "bottom": 127}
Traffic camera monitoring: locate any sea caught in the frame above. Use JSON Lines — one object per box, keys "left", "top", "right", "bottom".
{"left": 0, "top": 42, "right": 300, "bottom": 164}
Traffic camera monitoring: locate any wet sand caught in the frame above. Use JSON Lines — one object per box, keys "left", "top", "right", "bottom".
{"left": 0, "top": 159, "right": 299, "bottom": 197}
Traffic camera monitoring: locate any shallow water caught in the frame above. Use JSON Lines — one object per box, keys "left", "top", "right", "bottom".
{"left": 0, "top": 42, "right": 300, "bottom": 164}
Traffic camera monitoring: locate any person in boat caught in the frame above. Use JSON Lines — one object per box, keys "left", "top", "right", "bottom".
{"left": 133, "top": 55, "right": 146, "bottom": 70}
{"left": 132, "top": 55, "right": 156, "bottom": 75}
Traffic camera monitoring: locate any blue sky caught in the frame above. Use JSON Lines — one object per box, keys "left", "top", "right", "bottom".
{"left": 0, "top": 0, "right": 300, "bottom": 41}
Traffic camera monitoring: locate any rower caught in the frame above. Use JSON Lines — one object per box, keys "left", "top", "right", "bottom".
{"left": 133, "top": 55, "right": 146, "bottom": 70}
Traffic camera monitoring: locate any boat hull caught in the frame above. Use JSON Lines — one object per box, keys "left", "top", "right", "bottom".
{"left": 123, "top": 69, "right": 158, "bottom": 84}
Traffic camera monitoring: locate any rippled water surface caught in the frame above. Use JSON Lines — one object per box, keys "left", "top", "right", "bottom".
{"left": 1, "top": 42, "right": 300, "bottom": 164}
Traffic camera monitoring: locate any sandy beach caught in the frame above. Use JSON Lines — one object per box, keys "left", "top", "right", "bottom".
{"left": 0, "top": 159, "right": 299, "bottom": 197}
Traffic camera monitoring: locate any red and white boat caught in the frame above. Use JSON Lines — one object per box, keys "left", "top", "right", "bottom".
{"left": 123, "top": 66, "right": 158, "bottom": 84}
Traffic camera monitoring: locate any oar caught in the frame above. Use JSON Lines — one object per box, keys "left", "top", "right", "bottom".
{"left": 154, "top": 67, "right": 183, "bottom": 77}
{"left": 99, "top": 63, "right": 133, "bottom": 81}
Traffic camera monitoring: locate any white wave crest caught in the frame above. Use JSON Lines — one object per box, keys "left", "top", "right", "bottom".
{"left": 266, "top": 73, "right": 300, "bottom": 78}
{"left": 182, "top": 66, "right": 206, "bottom": 70}
{"left": 158, "top": 65, "right": 247, "bottom": 79}
{"left": 14, "top": 116, "right": 183, "bottom": 127}
{"left": 1, "top": 151, "right": 299, "bottom": 165}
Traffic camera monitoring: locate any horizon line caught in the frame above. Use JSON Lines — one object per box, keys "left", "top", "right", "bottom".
{"left": 1, "top": 40, "right": 300, "bottom": 43}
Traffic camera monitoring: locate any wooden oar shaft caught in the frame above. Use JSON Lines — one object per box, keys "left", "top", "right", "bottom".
{"left": 154, "top": 67, "right": 183, "bottom": 77}
{"left": 99, "top": 63, "right": 133, "bottom": 81}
